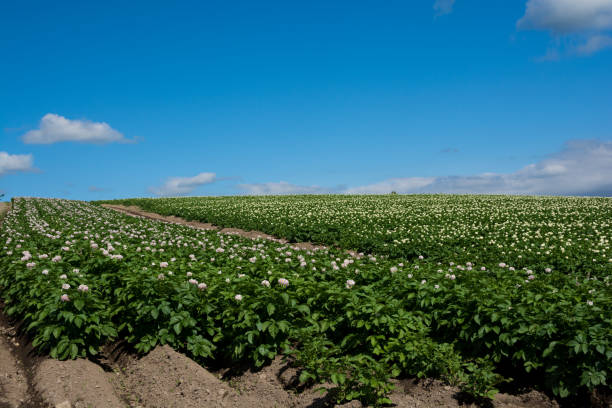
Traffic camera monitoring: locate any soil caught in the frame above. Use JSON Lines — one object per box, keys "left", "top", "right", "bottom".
{"left": 0, "top": 202, "right": 9, "bottom": 218}
{"left": 0, "top": 202, "right": 602, "bottom": 407}
{"left": 389, "top": 378, "right": 560, "bottom": 408}
{"left": 102, "top": 345, "right": 335, "bottom": 408}
{"left": 34, "top": 358, "right": 124, "bottom": 408}
{"left": 0, "top": 323, "right": 29, "bottom": 407}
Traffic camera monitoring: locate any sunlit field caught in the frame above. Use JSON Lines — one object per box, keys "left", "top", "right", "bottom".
{"left": 2, "top": 195, "right": 609, "bottom": 404}
{"left": 104, "top": 195, "right": 612, "bottom": 278}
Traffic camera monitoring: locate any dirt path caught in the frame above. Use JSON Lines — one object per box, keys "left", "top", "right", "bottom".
{"left": 102, "top": 204, "right": 327, "bottom": 252}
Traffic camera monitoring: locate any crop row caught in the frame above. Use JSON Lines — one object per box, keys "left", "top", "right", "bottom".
{"left": 1, "top": 198, "right": 611, "bottom": 405}
{"left": 100, "top": 195, "right": 612, "bottom": 279}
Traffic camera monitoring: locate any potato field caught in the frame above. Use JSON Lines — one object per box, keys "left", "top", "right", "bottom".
{"left": 1, "top": 196, "right": 611, "bottom": 406}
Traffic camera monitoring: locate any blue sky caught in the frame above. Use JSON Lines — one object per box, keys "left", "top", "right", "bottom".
{"left": 1, "top": 0, "right": 612, "bottom": 199}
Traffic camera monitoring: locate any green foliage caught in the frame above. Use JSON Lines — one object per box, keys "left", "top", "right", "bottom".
{"left": 1, "top": 197, "right": 611, "bottom": 406}
{"left": 98, "top": 194, "right": 612, "bottom": 279}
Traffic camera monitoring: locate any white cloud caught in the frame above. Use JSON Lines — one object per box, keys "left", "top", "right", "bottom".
{"left": 517, "top": 0, "right": 612, "bottom": 33}
{"left": 238, "top": 181, "right": 332, "bottom": 195}
{"left": 0, "top": 151, "right": 34, "bottom": 176}
{"left": 433, "top": 0, "right": 455, "bottom": 16}
{"left": 518, "top": 0, "right": 612, "bottom": 57}
{"left": 238, "top": 140, "right": 612, "bottom": 196}
{"left": 345, "top": 140, "right": 612, "bottom": 196}
{"left": 573, "top": 34, "right": 612, "bottom": 55}
{"left": 149, "top": 173, "right": 216, "bottom": 196}
{"left": 22, "top": 113, "right": 130, "bottom": 144}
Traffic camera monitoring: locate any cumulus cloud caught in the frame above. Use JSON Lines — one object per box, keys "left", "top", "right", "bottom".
{"left": 0, "top": 151, "right": 35, "bottom": 177}
{"left": 517, "top": 0, "right": 612, "bottom": 33}
{"left": 238, "top": 181, "right": 334, "bottom": 195}
{"left": 518, "top": 0, "right": 612, "bottom": 57}
{"left": 22, "top": 113, "right": 131, "bottom": 144}
{"left": 346, "top": 140, "right": 612, "bottom": 196}
{"left": 433, "top": 0, "right": 455, "bottom": 16}
{"left": 239, "top": 140, "right": 612, "bottom": 196}
{"left": 149, "top": 173, "right": 216, "bottom": 196}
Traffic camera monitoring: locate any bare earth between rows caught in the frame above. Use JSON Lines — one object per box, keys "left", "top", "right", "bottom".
{"left": 1, "top": 203, "right": 563, "bottom": 407}
{"left": 101, "top": 204, "right": 328, "bottom": 251}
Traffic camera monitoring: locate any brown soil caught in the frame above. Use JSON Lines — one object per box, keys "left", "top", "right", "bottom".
{"left": 0, "top": 325, "right": 29, "bottom": 407}
{"left": 109, "top": 344, "right": 259, "bottom": 408}
{"left": 218, "top": 354, "right": 335, "bottom": 407}
{"left": 389, "top": 378, "right": 560, "bottom": 408}
{"left": 103, "top": 344, "right": 330, "bottom": 408}
{"left": 0, "top": 202, "right": 9, "bottom": 219}
{"left": 34, "top": 358, "right": 124, "bottom": 408}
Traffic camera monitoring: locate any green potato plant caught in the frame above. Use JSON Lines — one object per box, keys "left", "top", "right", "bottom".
{"left": 1, "top": 197, "right": 611, "bottom": 406}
